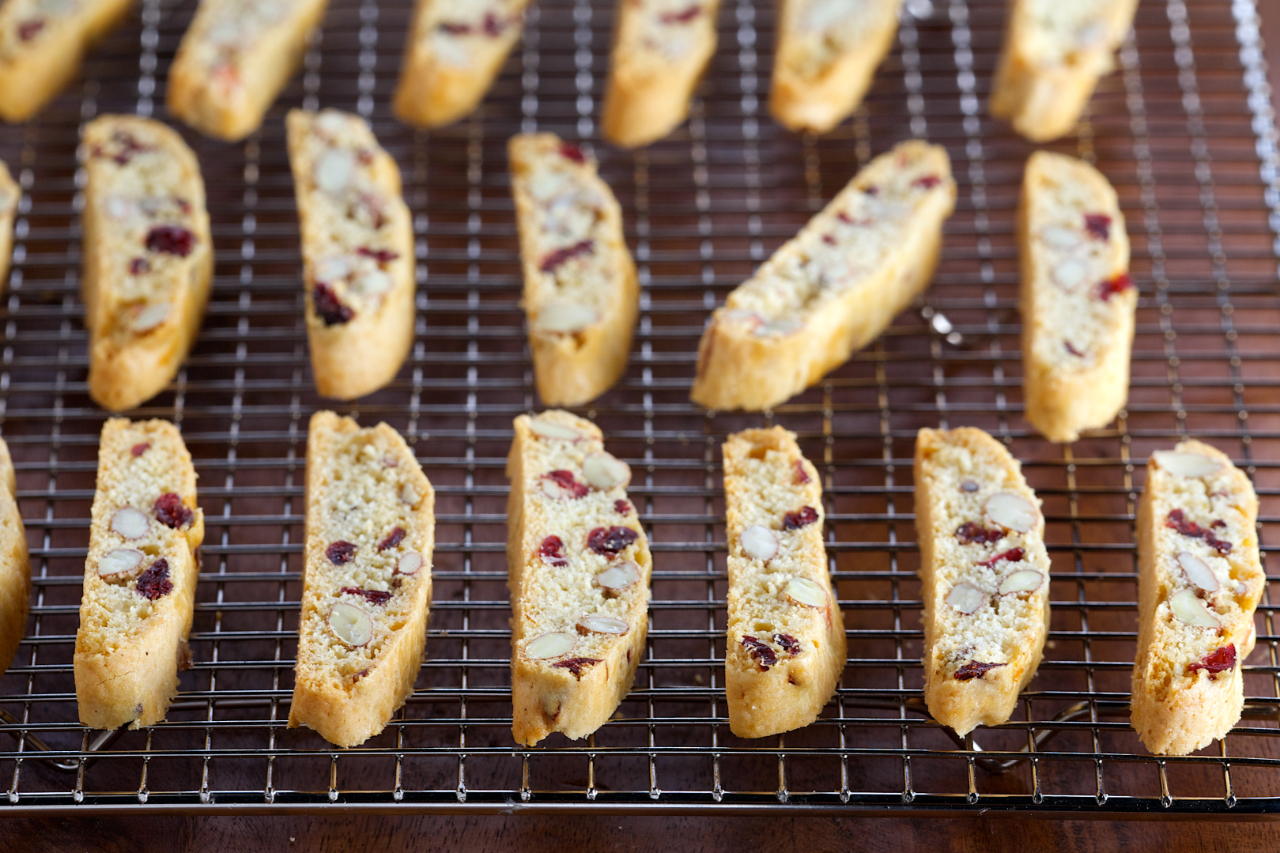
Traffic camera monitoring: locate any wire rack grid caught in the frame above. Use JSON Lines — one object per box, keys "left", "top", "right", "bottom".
{"left": 0, "top": 0, "right": 1277, "bottom": 817}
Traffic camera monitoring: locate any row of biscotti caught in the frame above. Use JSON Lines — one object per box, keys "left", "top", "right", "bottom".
{"left": 0, "top": 0, "right": 1138, "bottom": 149}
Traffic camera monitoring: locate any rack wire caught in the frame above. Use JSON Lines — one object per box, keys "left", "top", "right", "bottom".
{"left": 0, "top": 0, "right": 1276, "bottom": 816}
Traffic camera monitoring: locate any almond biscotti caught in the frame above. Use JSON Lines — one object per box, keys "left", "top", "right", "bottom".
{"left": 601, "top": 0, "right": 721, "bottom": 148}
{"left": 691, "top": 140, "right": 955, "bottom": 412}
{"left": 1019, "top": 151, "right": 1132, "bottom": 443}
{"left": 0, "top": 0, "right": 134, "bottom": 122}
{"left": 82, "top": 116, "right": 214, "bottom": 413}
{"left": 1131, "top": 442, "right": 1264, "bottom": 756}
{"left": 990, "top": 0, "right": 1140, "bottom": 142}
{"left": 0, "top": 161, "right": 17, "bottom": 291}
{"left": 914, "top": 427, "right": 1051, "bottom": 737}
{"left": 289, "top": 412, "right": 435, "bottom": 748}
{"left": 770, "top": 0, "right": 901, "bottom": 134}
{"left": 286, "top": 109, "right": 415, "bottom": 400}
{"left": 506, "top": 410, "right": 650, "bottom": 746}
{"left": 167, "top": 0, "right": 330, "bottom": 141}
{"left": 74, "top": 419, "right": 204, "bottom": 730}
{"left": 723, "top": 427, "right": 845, "bottom": 738}
{"left": 0, "top": 438, "right": 30, "bottom": 678}
{"left": 509, "top": 134, "right": 639, "bottom": 407}
{"left": 393, "top": 0, "right": 532, "bottom": 128}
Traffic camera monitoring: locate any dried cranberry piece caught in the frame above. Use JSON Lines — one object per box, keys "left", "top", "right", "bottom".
{"left": 614, "top": 499, "right": 631, "bottom": 515}
{"left": 541, "top": 469, "right": 589, "bottom": 499}
{"left": 354, "top": 192, "right": 386, "bottom": 229}
{"left": 1097, "top": 273, "right": 1134, "bottom": 302}
{"left": 154, "top": 492, "right": 194, "bottom": 529}
{"left": 340, "top": 586, "right": 392, "bottom": 606}
{"left": 773, "top": 633, "right": 801, "bottom": 656}
{"left": 356, "top": 149, "right": 374, "bottom": 165}
{"left": 955, "top": 522, "right": 1004, "bottom": 545}
{"left": 741, "top": 635, "right": 777, "bottom": 671}
{"left": 1084, "top": 213, "right": 1112, "bottom": 241}
{"left": 954, "top": 660, "right": 1005, "bottom": 681}
{"left": 1165, "top": 509, "right": 1232, "bottom": 555}
{"left": 437, "top": 20, "right": 471, "bottom": 34}
{"left": 378, "top": 526, "right": 406, "bottom": 551}
{"left": 559, "top": 143, "right": 586, "bottom": 164}
{"left": 587, "top": 526, "right": 639, "bottom": 556}
{"left": 352, "top": 668, "right": 369, "bottom": 683}
{"left": 18, "top": 19, "right": 44, "bottom": 41}
{"left": 1211, "top": 520, "right": 1227, "bottom": 529}
{"left": 793, "top": 460, "right": 811, "bottom": 485}
{"left": 326, "top": 540, "right": 357, "bottom": 565}
{"left": 129, "top": 257, "right": 150, "bottom": 275}
{"left": 174, "top": 197, "right": 191, "bottom": 214}
{"left": 782, "top": 506, "right": 819, "bottom": 530}
{"left": 482, "top": 12, "right": 506, "bottom": 36}
{"left": 862, "top": 185, "right": 879, "bottom": 196}
{"left": 552, "top": 657, "right": 602, "bottom": 678}
{"left": 540, "top": 239, "right": 595, "bottom": 273}
{"left": 912, "top": 175, "right": 942, "bottom": 190}
{"left": 131, "top": 442, "right": 150, "bottom": 457}
{"left": 1187, "top": 645, "right": 1237, "bottom": 679}
{"left": 976, "top": 547, "right": 1024, "bottom": 568}
{"left": 145, "top": 225, "right": 195, "bottom": 257}
{"left": 313, "top": 283, "right": 355, "bottom": 326}
{"left": 1064, "top": 340, "right": 1084, "bottom": 357}
{"left": 821, "top": 234, "right": 837, "bottom": 246}
{"left": 136, "top": 559, "right": 173, "bottom": 600}
{"left": 659, "top": 4, "right": 702, "bottom": 23}
{"left": 356, "top": 246, "right": 399, "bottom": 264}
{"left": 538, "top": 535, "right": 568, "bottom": 566}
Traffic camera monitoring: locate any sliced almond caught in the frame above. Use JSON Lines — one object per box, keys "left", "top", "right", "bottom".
{"left": 97, "top": 548, "right": 144, "bottom": 578}
{"left": 397, "top": 552, "right": 423, "bottom": 575}
{"left": 400, "top": 484, "right": 420, "bottom": 506}
{"left": 133, "top": 302, "right": 170, "bottom": 333}
{"left": 753, "top": 316, "right": 803, "bottom": 338}
{"left": 535, "top": 301, "right": 596, "bottom": 334}
{"left": 315, "top": 149, "right": 355, "bottom": 194}
{"left": 583, "top": 452, "right": 630, "bottom": 490}
{"left": 1175, "top": 551, "right": 1218, "bottom": 593}
{"left": 328, "top": 601, "right": 373, "bottom": 647}
{"left": 525, "top": 631, "right": 576, "bottom": 660}
{"left": 740, "top": 525, "right": 779, "bottom": 561}
{"left": 594, "top": 560, "right": 641, "bottom": 593}
{"left": 356, "top": 269, "right": 392, "bottom": 296}
{"left": 528, "top": 419, "right": 581, "bottom": 442}
{"left": 315, "top": 111, "right": 349, "bottom": 136}
{"left": 997, "top": 569, "right": 1044, "bottom": 595}
{"left": 538, "top": 474, "right": 584, "bottom": 500}
{"left": 782, "top": 577, "right": 828, "bottom": 608}
{"left": 946, "top": 581, "right": 986, "bottom": 614}
{"left": 576, "top": 614, "right": 629, "bottom": 635}
{"left": 985, "top": 492, "right": 1037, "bottom": 533}
{"left": 1169, "top": 588, "right": 1221, "bottom": 629}
{"left": 1153, "top": 450, "right": 1221, "bottom": 478}
{"left": 1051, "top": 257, "right": 1088, "bottom": 290}
{"left": 1041, "top": 225, "right": 1081, "bottom": 250}
{"left": 111, "top": 507, "right": 149, "bottom": 540}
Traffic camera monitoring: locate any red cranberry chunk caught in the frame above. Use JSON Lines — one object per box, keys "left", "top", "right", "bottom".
{"left": 1097, "top": 273, "right": 1134, "bottom": 302}
{"left": 540, "top": 239, "right": 595, "bottom": 273}
{"left": 774, "top": 633, "right": 801, "bottom": 656}
{"left": 862, "top": 185, "right": 879, "bottom": 196}
{"left": 174, "top": 197, "right": 191, "bottom": 214}
{"left": 313, "top": 283, "right": 355, "bottom": 326}
{"left": 741, "top": 635, "right": 777, "bottom": 671}
{"left": 154, "top": 492, "right": 194, "bottom": 529}
{"left": 782, "top": 506, "right": 819, "bottom": 531}
{"left": 437, "top": 20, "right": 471, "bottom": 34}
{"left": 912, "top": 175, "right": 943, "bottom": 190}
{"left": 659, "top": 4, "right": 702, "bottom": 23}
{"left": 1165, "top": 509, "right": 1232, "bottom": 555}
{"left": 821, "top": 234, "right": 837, "bottom": 246}
{"left": 129, "top": 257, "right": 150, "bottom": 275}
{"left": 587, "top": 526, "right": 639, "bottom": 556}
{"left": 326, "top": 540, "right": 357, "bottom": 565}
{"left": 1084, "top": 213, "right": 1112, "bottom": 241}
{"left": 131, "top": 442, "right": 151, "bottom": 457}
{"left": 145, "top": 225, "right": 195, "bottom": 257}
{"left": 552, "top": 657, "right": 601, "bottom": 678}
{"left": 136, "top": 559, "right": 173, "bottom": 600}
{"left": 341, "top": 586, "right": 392, "bottom": 606}
{"left": 955, "top": 522, "right": 1005, "bottom": 545}
{"left": 541, "top": 469, "right": 589, "bottom": 499}
{"left": 481, "top": 12, "right": 507, "bottom": 36}
{"left": 954, "top": 660, "right": 1005, "bottom": 681}
{"left": 976, "top": 547, "right": 1024, "bottom": 568}
{"left": 1187, "top": 645, "right": 1237, "bottom": 679}
{"left": 559, "top": 143, "right": 586, "bottom": 164}
{"left": 538, "top": 535, "right": 568, "bottom": 566}
{"left": 793, "top": 460, "right": 811, "bottom": 485}
{"left": 18, "top": 19, "right": 44, "bottom": 41}
{"left": 614, "top": 499, "right": 631, "bottom": 516}
{"left": 356, "top": 246, "right": 399, "bottom": 264}
{"left": 1064, "top": 340, "right": 1084, "bottom": 357}
{"left": 378, "top": 526, "right": 406, "bottom": 551}
{"left": 352, "top": 668, "right": 369, "bottom": 683}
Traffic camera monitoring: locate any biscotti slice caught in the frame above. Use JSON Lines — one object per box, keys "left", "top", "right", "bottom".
{"left": 82, "top": 116, "right": 214, "bottom": 413}
{"left": 506, "top": 410, "right": 650, "bottom": 746}
{"left": 1131, "top": 442, "right": 1264, "bottom": 756}
{"left": 167, "top": 0, "right": 330, "bottom": 141}
{"left": 0, "top": 161, "right": 17, "bottom": 291}
{"left": 74, "top": 419, "right": 204, "bottom": 730}
{"left": 989, "top": 0, "right": 1139, "bottom": 142}
{"left": 723, "top": 427, "right": 845, "bottom": 738}
{"left": 691, "top": 140, "right": 955, "bottom": 412}
{"left": 393, "top": 0, "right": 532, "bottom": 128}
{"left": 286, "top": 109, "right": 415, "bottom": 400}
{"left": 0, "top": 0, "right": 133, "bottom": 122}
{"left": 289, "top": 412, "right": 434, "bottom": 748}
{"left": 601, "top": 0, "right": 721, "bottom": 148}
{"left": 0, "top": 438, "right": 30, "bottom": 678}
{"left": 914, "top": 427, "right": 1051, "bottom": 737}
{"left": 770, "top": 0, "right": 901, "bottom": 134}
{"left": 1019, "top": 152, "right": 1132, "bottom": 444}
{"left": 509, "top": 134, "right": 639, "bottom": 407}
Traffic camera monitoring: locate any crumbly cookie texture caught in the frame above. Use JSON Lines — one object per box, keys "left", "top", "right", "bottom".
{"left": 691, "top": 140, "right": 955, "bottom": 412}
{"left": 1131, "top": 441, "right": 1264, "bottom": 756}
{"left": 506, "top": 410, "right": 650, "bottom": 746}
{"left": 990, "top": 0, "right": 1139, "bottom": 142}
{"left": 509, "top": 134, "right": 638, "bottom": 407}
{"left": 0, "top": 0, "right": 133, "bottom": 122}
{"left": 0, "top": 161, "right": 18, "bottom": 293}
{"left": 1019, "top": 151, "right": 1133, "bottom": 443}
{"left": 914, "top": 427, "right": 1051, "bottom": 737}
{"left": 289, "top": 412, "right": 435, "bottom": 748}
{"left": 0, "top": 438, "right": 30, "bottom": 679}
{"left": 81, "top": 116, "right": 213, "bottom": 413}
{"left": 286, "top": 109, "right": 415, "bottom": 401}
{"left": 393, "top": 0, "right": 532, "bottom": 128}
{"left": 601, "top": 0, "right": 721, "bottom": 148}
{"left": 168, "top": 0, "right": 329, "bottom": 141}
{"left": 723, "top": 427, "right": 846, "bottom": 738}
{"left": 770, "top": 0, "right": 902, "bottom": 134}
{"left": 74, "top": 419, "right": 204, "bottom": 731}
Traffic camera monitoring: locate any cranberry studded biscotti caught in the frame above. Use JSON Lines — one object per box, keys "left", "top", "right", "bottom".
{"left": 289, "top": 412, "right": 435, "bottom": 748}
{"left": 914, "top": 427, "right": 1051, "bottom": 737}
{"left": 723, "top": 427, "right": 845, "bottom": 738}
{"left": 990, "top": 0, "right": 1140, "bottom": 142}
{"left": 82, "top": 116, "right": 214, "bottom": 413}
{"left": 74, "top": 419, "right": 204, "bottom": 730}
{"left": 506, "top": 410, "right": 650, "bottom": 746}
{"left": 286, "top": 109, "right": 415, "bottom": 400}
{"left": 1019, "top": 152, "right": 1132, "bottom": 444}
{"left": 167, "top": 0, "right": 330, "bottom": 141}
{"left": 393, "top": 0, "right": 532, "bottom": 128}
{"left": 601, "top": 0, "right": 721, "bottom": 148}
{"left": 0, "top": 161, "right": 17, "bottom": 291}
{"left": 0, "top": 0, "right": 134, "bottom": 122}
{"left": 691, "top": 140, "right": 955, "bottom": 412}
{"left": 770, "top": 0, "right": 902, "bottom": 134}
{"left": 0, "top": 438, "right": 30, "bottom": 678}
{"left": 509, "top": 134, "right": 639, "bottom": 407}
{"left": 1131, "top": 442, "right": 1264, "bottom": 756}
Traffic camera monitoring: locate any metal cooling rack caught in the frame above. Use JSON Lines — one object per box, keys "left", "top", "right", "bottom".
{"left": 0, "top": 0, "right": 1276, "bottom": 817}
